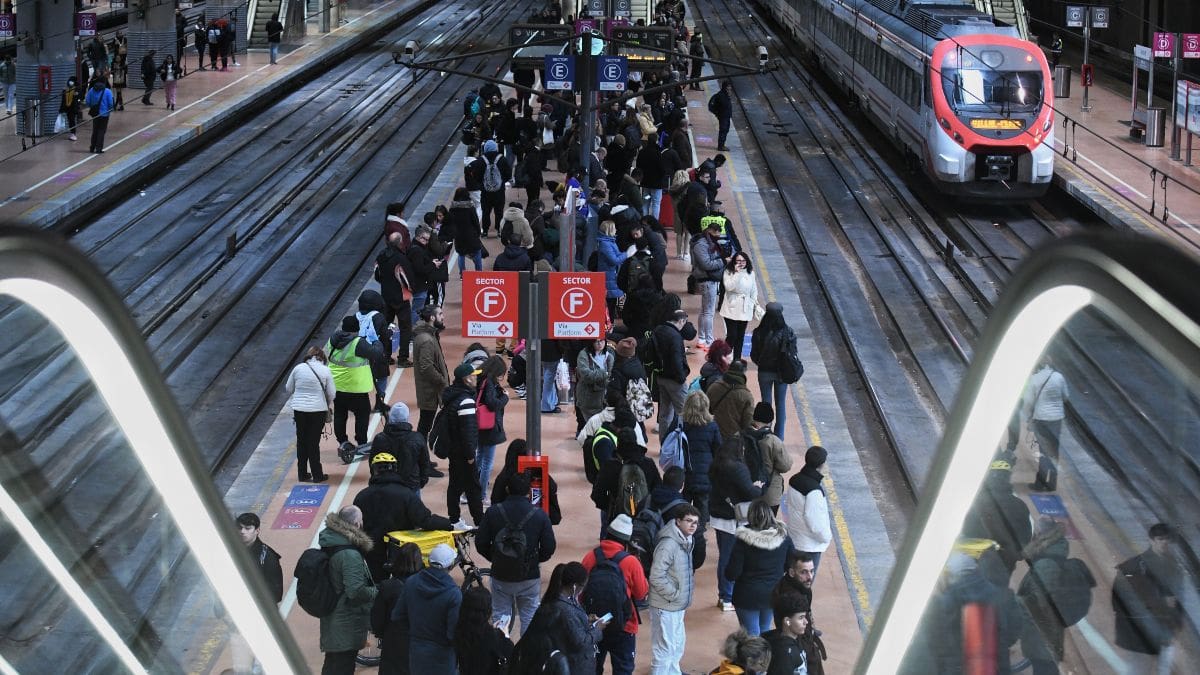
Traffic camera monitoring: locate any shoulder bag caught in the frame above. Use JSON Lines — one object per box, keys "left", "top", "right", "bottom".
{"left": 305, "top": 362, "right": 334, "bottom": 424}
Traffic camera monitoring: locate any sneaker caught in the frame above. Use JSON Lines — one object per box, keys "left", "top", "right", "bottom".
{"left": 451, "top": 519, "right": 473, "bottom": 530}
{"left": 425, "top": 467, "right": 445, "bottom": 478}
{"left": 718, "top": 600, "right": 736, "bottom": 612}
{"left": 395, "top": 359, "right": 414, "bottom": 368}
{"left": 69, "top": 134, "right": 76, "bottom": 141}
{"left": 460, "top": 494, "right": 469, "bottom": 504}
{"left": 337, "top": 442, "right": 356, "bottom": 464}
{"left": 515, "top": 385, "right": 527, "bottom": 399}
{"left": 682, "top": 253, "right": 691, "bottom": 263}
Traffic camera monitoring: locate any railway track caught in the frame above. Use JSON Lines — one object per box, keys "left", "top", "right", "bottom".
{"left": 0, "top": 0, "right": 542, "bottom": 668}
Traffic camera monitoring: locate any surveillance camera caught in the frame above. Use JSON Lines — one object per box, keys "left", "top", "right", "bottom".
{"left": 400, "top": 40, "right": 417, "bottom": 65}
{"left": 757, "top": 46, "right": 769, "bottom": 65}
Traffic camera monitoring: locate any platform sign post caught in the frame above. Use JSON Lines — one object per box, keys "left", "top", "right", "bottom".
{"left": 1079, "top": 6, "right": 1106, "bottom": 112}
{"left": 1065, "top": 6, "right": 1084, "bottom": 28}
{"left": 544, "top": 55, "right": 575, "bottom": 90}
{"left": 75, "top": 13, "right": 97, "bottom": 37}
{"left": 1184, "top": 34, "right": 1200, "bottom": 59}
{"left": 547, "top": 273, "right": 606, "bottom": 339}
{"left": 596, "top": 55, "right": 628, "bottom": 92}
{"left": 461, "top": 272, "right": 519, "bottom": 339}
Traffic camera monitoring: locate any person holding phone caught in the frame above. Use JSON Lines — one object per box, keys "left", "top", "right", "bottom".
{"left": 510, "top": 562, "right": 604, "bottom": 674}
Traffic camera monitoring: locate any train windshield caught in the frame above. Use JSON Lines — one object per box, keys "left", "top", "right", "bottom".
{"left": 942, "top": 68, "right": 1043, "bottom": 111}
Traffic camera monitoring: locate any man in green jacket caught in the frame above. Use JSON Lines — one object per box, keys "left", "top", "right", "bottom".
{"left": 319, "top": 505, "right": 377, "bottom": 674}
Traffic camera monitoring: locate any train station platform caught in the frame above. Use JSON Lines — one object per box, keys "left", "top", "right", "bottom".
{"left": 1049, "top": 52, "right": 1200, "bottom": 247}
{"left": 0, "top": 0, "right": 431, "bottom": 227}
{"left": 216, "top": 70, "right": 889, "bottom": 673}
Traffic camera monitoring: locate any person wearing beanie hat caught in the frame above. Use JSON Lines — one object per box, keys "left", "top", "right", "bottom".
{"left": 785, "top": 446, "right": 832, "bottom": 575}
{"left": 592, "top": 428, "right": 661, "bottom": 538}
{"left": 442, "top": 360, "right": 485, "bottom": 529}
{"left": 472, "top": 137, "right": 512, "bottom": 237}
{"left": 394, "top": 539, "right": 464, "bottom": 673}
{"left": 365, "top": 399, "right": 442, "bottom": 491}
{"left": 325, "top": 314, "right": 385, "bottom": 462}
{"left": 582, "top": 511, "right": 650, "bottom": 674}
{"left": 750, "top": 301, "right": 798, "bottom": 441}
{"left": 747, "top": 402, "right": 792, "bottom": 511}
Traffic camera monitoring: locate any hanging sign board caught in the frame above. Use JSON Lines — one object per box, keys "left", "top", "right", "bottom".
{"left": 1183, "top": 34, "right": 1200, "bottom": 59}
{"left": 1134, "top": 45, "right": 1152, "bottom": 72}
{"left": 462, "top": 272, "right": 520, "bottom": 339}
{"left": 1065, "top": 6, "right": 1085, "bottom": 28}
{"left": 1090, "top": 7, "right": 1109, "bottom": 28}
{"left": 544, "top": 55, "right": 575, "bottom": 90}
{"left": 547, "top": 273, "right": 606, "bottom": 338}
{"left": 1153, "top": 32, "right": 1174, "bottom": 59}
{"left": 0, "top": 14, "right": 13, "bottom": 39}
{"left": 75, "top": 13, "right": 97, "bottom": 37}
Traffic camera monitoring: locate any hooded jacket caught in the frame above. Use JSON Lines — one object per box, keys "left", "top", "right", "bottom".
{"left": 317, "top": 512, "right": 378, "bottom": 653}
{"left": 368, "top": 418, "right": 431, "bottom": 490}
{"left": 575, "top": 346, "right": 616, "bottom": 420}
{"left": 707, "top": 370, "right": 755, "bottom": 439}
{"left": 681, "top": 419, "right": 720, "bottom": 496}
{"left": 412, "top": 322, "right": 449, "bottom": 410}
{"left": 748, "top": 427, "right": 792, "bottom": 507}
{"left": 597, "top": 234, "right": 625, "bottom": 298}
{"left": 690, "top": 232, "right": 725, "bottom": 282}
{"left": 751, "top": 313, "right": 792, "bottom": 374}
{"left": 492, "top": 243, "right": 532, "bottom": 272}
{"left": 441, "top": 381, "right": 479, "bottom": 461}
{"left": 450, "top": 199, "right": 483, "bottom": 254}
{"left": 649, "top": 521, "right": 695, "bottom": 611}
{"left": 785, "top": 466, "right": 832, "bottom": 553}
{"left": 326, "top": 328, "right": 383, "bottom": 394}
{"left": 590, "top": 440, "right": 662, "bottom": 512}
{"left": 476, "top": 495, "right": 557, "bottom": 582}
{"left": 651, "top": 322, "right": 689, "bottom": 383}
{"left": 499, "top": 206, "right": 533, "bottom": 247}
{"left": 518, "top": 595, "right": 600, "bottom": 673}
{"left": 395, "top": 566, "right": 462, "bottom": 672}
{"left": 725, "top": 523, "right": 794, "bottom": 609}
{"left": 709, "top": 457, "right": 761, "bottom": 526}
{"left": 473, "top": 149, "right": 513, "bottom": 196}
{"left": 353, "top": 471, "right": 452, "bottom": 581}
{"left": 581, "top": 540, "right": 650, "bottom": 635}
{"left": 762, "top": 628, "right": 808, "bottom": 675}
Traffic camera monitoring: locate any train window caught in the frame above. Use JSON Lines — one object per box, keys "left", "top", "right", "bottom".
{"left": 940, "top": 49, "right": 1044, "bottom": 112}
{"left": 856, "top": 234, "right": 1200, "bottom": 675}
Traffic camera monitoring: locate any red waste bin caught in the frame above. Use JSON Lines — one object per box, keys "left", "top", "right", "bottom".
{"left": 517, "top": 453, "right": 551, "bottom": 514}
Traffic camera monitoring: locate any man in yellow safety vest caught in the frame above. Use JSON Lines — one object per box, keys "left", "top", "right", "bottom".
{"left": 325, "top": 315, "right": 384, "bottom": 462}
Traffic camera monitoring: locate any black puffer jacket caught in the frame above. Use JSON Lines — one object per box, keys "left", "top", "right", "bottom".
{"left": 492, "top": 244, "right": 532, "bottom": 272}
{"left": 450, "top": 200, "right": 483, "bottom": 255}
{"left": 650, "top": 322, "right": 689, "bottom": 383}
{"left": 682, "top": 420, "right": 720, "bottom": 496}
{"left": 514, "top": 596, "right": 600, "bottom": 674}
{"left": 352, "top": 472, "right": 453, "bottom": 581}
{"left": 751, "top": 323, "right": 792, "bottom": 374}
{"left": 368, "top": 420, "right": 431, "bottom": 490}
{"left": 709, "top": 458, "right": 761, "bottom": 521}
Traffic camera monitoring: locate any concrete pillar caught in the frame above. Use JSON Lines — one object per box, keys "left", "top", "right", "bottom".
{"left": 14, "top": 1, "right": 79, "bottom": 136}
{"left": 126, "top": 0, "right": 177, "bottom": 88}
{"left": 206, "top": 3, "right": 249, "bottom": 56}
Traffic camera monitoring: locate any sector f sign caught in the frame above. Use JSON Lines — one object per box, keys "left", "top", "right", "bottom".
{"left": 462, "top": 272, "right": 519, "bottom": 338}
{"left": 548, "top": 273, "right": 606, "bottom": 338}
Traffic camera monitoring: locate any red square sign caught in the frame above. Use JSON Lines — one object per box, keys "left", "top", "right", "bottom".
{"left": 462, "top": 272, "right": 519, "bottom": 338}
{"left": 547, "top": 272, "right": 606, "bottom": 339}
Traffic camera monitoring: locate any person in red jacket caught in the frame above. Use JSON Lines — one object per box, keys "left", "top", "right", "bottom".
{"left": 581, "top": 514, "right": 649, "bottom": 675}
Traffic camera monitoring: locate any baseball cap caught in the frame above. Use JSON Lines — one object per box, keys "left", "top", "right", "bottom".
{"left": 428, "top": 543, "right": 457, "bottom": 569}
{"left": 454, "top": 362, "right": 480, "bottom": 379}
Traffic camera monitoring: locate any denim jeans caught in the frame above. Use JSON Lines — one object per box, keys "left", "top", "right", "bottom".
{"left": 734, "top": 606, "right": 773, "bottom": 636}
{"left": 491, "top": 577, "right": 541, "bottom": 637}
{"left": 646, "top": 187, "right": 663, "bottom": 221}
{"left": 409, "top": 291, "right": 428, "bottom": 328}
{"left": 595, "top": 629, "right": 636, "bottom": 675}
{"left": 5, "top": 82, "right": 15, "bottom": 112}
{"left": 650, "top": 607, "right": 686, "bottom": 674}
{"left": 269, "top": 43, "right": 280, "bottom": 63}
{"left": 476, "top": 443, "right": 496, "bottom": 497}
{"left": 458, "top": 249, "right": 483, "bottom": 275}
{"left": 716, "top": 529, "right": 735, "bottom": 603}
{"left": 698, "top": 281, "right": 719, "bottom": 344}
{"left": 540, "top": 362, "right": 559, "bottom": 412}
{"left": 758, "top": 370, "right": 790, "bottom": 441}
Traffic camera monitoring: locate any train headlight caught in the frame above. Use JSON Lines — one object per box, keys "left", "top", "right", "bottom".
{"left": 1042, "top": 118, "right": 1052, "bottom": 132}
{"left": 940, "top": 117, "right": 951, "bottom": 130}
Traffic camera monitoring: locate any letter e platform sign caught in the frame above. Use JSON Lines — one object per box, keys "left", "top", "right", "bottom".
{"left": 547, "top": 272, "right": 606, "bottom": 338}
{"left": 462, "top": 272, "right": 519, "bottom": 338}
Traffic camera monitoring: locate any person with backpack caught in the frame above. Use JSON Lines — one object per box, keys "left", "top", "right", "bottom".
{"left": 491, "top": 439, "right": 563, "bottom": 525}
{"left": 751, "top": 302, "right": 800, "bottom": 441}
{"left": 1017, "top": 517, "right": 1094, "bottom": 674}
{"left": 694, "top": 339, "right": 732, "bottom": 394}
{"left": 510, "top": 562, "right": 602, "bottom": 674}
{"left": 725, "top": 500, "right": 794, "bottom": 636}
{"left": 1112, "top": 522, "right": 1184, "bottom": 672}
{"left": 353, "top": 451, "right": 454, "bottom": 581}
{"left": 473, "top": 139, "right": 513, "bottom": 238}
{"left": 206, "top": 21, "right": 223, "bottom": 70}
{"left": 316, "top": 505, "right": 378, "bottom": 675}
{"left": 441, "top": 362, "right": 485, "bottom": 529}
{"left": 370, "top": 542, "right": 422, "bottom": 675}
{"left": 193, "top": 20, "right": 208, "bottom": 71}
{"left": 581, "top": 514, "right": 650, "bottom": 675}
{"left": 580, "top": 404, "right": 628, "bottom": 485}
{"left": 592, "top": 428, "right": 662, "bottom": 536}
{"left": 394, "top": 543, "right": 463, "bottom": 673}
{"left": 746, "top": 403, "right": 792, "bottom": 514}
{"left": 650, "top": 309, "right": 692, "bottom": 444}
{"left": 710, "top": 437, "right": 764, "bottom": 612}
{"left": 709, "top": 80, "right": 734, "bottom": 151}
{"left": 707, "top": 360, "right": 755, "bottom": 440}
{"left": 648, "top": 503, "right": 701, "bottom": 674}
{"left": 785, "top": 446, "right": 832, "bottom": 576}
{"left": 476, "top": 473, "right": 557, "bottom": 635}
{"left": 576, "top": 337, "right": 616, "bottom": 434}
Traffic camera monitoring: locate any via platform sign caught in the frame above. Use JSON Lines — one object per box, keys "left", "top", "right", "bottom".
{"left": 1090, "top": 6, "right": 1109, "bottom": 28}
{"left": 547, "top": 272, "right": 606, "bottom": 338}
{"left": 1065, "top": 6, "right": 1085, "bottom": 28}
{"left": 1183, "top": 34, "right": 1200, "bottom": 59}
{"left": 0, "top": 14, "right": 13, "bottom": 39}
{"left": 584, "top": 0, "right": 605, "bottom": 17}
{"left": 1153, "top": 32, "right": 1174, "bottom": 59}
{"left": 614, "top": 0, "right": 633, "bottom": 18}
{"left": 544, "top": 55, "right": 575, "bottom": 90}
{"left": 597, "top": 55, "right": 628, "bottom": 92}
{"left": 75, "top": 12, "right": 97, "bottom": 37}
{"left": 462, "top": 272, "right": 519, "bottom": 338}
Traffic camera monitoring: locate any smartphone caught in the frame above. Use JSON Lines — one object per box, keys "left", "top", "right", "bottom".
{"left": 592, "top": 612, "right": 613, "bottom": 627}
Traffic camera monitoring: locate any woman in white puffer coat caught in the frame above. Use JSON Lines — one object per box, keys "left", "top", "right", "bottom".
{"left": 719, "top": 251, "right": 760, "bottom": 360}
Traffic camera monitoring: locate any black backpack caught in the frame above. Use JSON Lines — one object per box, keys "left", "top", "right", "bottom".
{"left": 492, "top": 505, "right": 538, "bottom": 579}
{"left": 428, "top": 405, "right": 452, "bottom": 459}
{"left": 742, "top": 429, "right": 768, "bottom": 484}
{"left": 581, "top": 547, "right": 632, "bottom": 637}
{"left": 777, "top": 330, "right": 805, "bottom": 384}
{"left": 1038, "top": 557, "right": 1096, "bottom": 626}
{"left": 617, "top": 255, "right": 651, "bottom": 292}
{"left": 294, "top": 544, "right": 354, "bottom": 617}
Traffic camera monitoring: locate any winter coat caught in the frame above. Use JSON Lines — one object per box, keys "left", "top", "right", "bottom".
{"left": 368, "top": 421, "right": 432, "bottom": 489}
{"left": 370, "top": 572, "right": 417, "bottom": 675}
{"left": 671, "top": 128, "right": 693, "bottom": 168}
{"left": 682, "top": 420, "right": 721, "bottom": 496}
{"left": 247, "top": 538, "right": 284, "bottom": 603}
{"left": 412, "top": 323, "right": 449, "bottom": 410}
{"left": 682, "top": 182, "right": 710, "bottom": 234}
{"left": 785, "top": 466, "right": 832, "bottom": 553}
{"left": 709, "top": 459, "right": 761, "bottom": 524}
{"left": 639, "top": 228, "right": 669, "bottom": 281}
{"left": 457, "top": 626, "right": 514, "bottom": 675}
{"left": 707, "top": 370, "right": 755, "bottom": 440}
{"left": 607, "top": 348, "right": 647, "bottom": 402}
{"left": 405, "top": 240, "right": 442, "bottom": 294}
{"left": 591, "top": 449, "right": 662, "bottom": 513}
{"left": 1017, "top": 536, "right": 1071, "bottom": 660}
{"left": 441, "top": 382, "right": 480, "bottom": 462}
{"left": 376, "top": 242, "right": 414, "bottom": 307}
{"left": 691, "top": 233, "right": 725, "bottom": 282}
{"left": 651, "top": 322, "right": 690, "bottom": 383}
{"left": 747, "top": 427, "right": 792, "bottom": 507}
{"left": 476, "top": 495, "right": 557, "bottom": 582}
{"left": 353, "top": 471, "right": 452, "bottom": 580}
{"left": 709, "top": 88, "right": 733, "bottom": 120}
{"left": 476, "top": 376, "right": 509, "bottom": 447}
{"left": 492, "top": 243, "right": 532, "bottom": 272}
{"left": 491, "top": 466, "right": 562, "bottom": 526}
{"left": 581, "top": 540, "right": 650, "bottom": 634}
{"left": 620, "top": 286, "right": 664, "bottom": 340}
{"left": 500, "top": 206, "right": 533, "bottom": 247}
{"left": 475, "top": 151, "right": 513, "bottom": 196}
{"left": 395, "top": 567, "right": 462, "bottom": 673}
{"left": 618, "top": 174, "right": 644, "bottom": 212}
{"left": 911, "top": 565, "right": 1021, "bottom": 674}
{"left": 961, "top": 470, "right": 1033, "bottom": 573}
{"left": 140, "top": 54, "right": 157, "bottom": 85}
{"left": 638, "top": 139, "right": 668, "bottom": 189}
{"left": 720, "top": 269, "right": 759, "bottom": 321}
{"left": 726, "top": 523, "right": 794, "bottom": 610}
{"left": 450, "top": 199, "right": 484, "bottom": 255}
{"left": 1112, "top": 550, "right": 1183, "bottom": 654}
{"left": 649, "top": 521, "right": 695, "bottom": 611}
{"left": 318, "top": 512, "right": 378, "bottom": 653}
{"left": 751, "top": 322, "right": 792, "bottom": 375}
{"left": 575, "top": 347, "right": 616, "bottom": 420}
{"left": 286, "top": 358, "right": 335, "bottom": 413}
{"left": 518, "top": 595, "right": 600, "bottom": 674}
{"left": 597, "top": 235, "right": 625, "bottom": 298}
